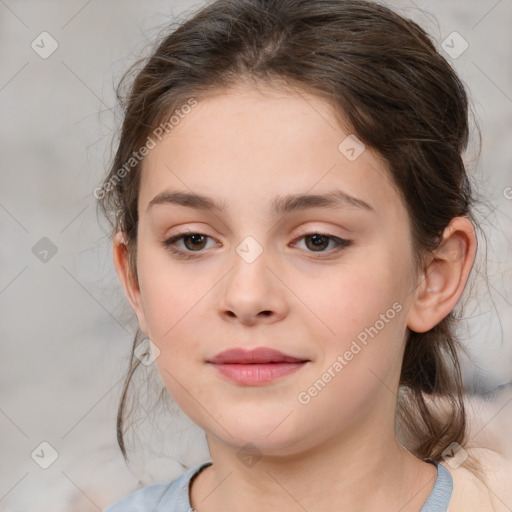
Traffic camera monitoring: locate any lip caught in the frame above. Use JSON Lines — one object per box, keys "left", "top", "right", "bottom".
{"left": 207, "top": 347, "right": 310, "bottom": 386}
{"left": 207, "top": 347, "right": 308, "bottom": 364}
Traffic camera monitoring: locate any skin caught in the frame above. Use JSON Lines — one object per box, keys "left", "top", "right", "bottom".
{"left": 113, "top": 81, "right": 478, "bottom": 512}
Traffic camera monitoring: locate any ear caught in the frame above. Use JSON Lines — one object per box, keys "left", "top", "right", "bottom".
{"left": 112, "top": 231, "right": 149, "bottom": 335}
{"left": 407, "top": 217, "right": 477, "bottom": 333}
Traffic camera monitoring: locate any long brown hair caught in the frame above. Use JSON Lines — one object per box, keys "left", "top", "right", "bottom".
{"left": 97, "top": 0, "right": 491, "bottom": 484}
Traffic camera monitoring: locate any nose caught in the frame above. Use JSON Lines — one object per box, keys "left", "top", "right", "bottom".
{"left": 219, "top": 247, "right": 288, "bottom": 326}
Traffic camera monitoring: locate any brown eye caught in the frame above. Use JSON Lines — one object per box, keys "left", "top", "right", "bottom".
{"left": 304, "top": 233, "right": 330, "bottom": 251}
{"left": 293, "top": 232, "right": 352, "bottom": 254}
{"left": 181, "top": 234, "right": 208, "bottom": 251}
{"left": 163, "top": 232, "right": 218, "bottom": 260}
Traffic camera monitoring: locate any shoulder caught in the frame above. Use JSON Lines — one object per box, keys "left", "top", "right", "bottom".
{"left": 444, "top": 448, "right": 512, "bottom": 512}
{"left": 444, "top": 386, "right": 512, "bottom": 511}
{"left": 104, "top": 482, "right": 174, "bottom": 512}
{"left": 104, "top": 462, "right": 210, "bottom": 512}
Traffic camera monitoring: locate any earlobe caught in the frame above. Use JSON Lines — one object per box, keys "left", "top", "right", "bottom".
{"left": 112, "top": 232, "right": 149, "bottom": 335}
{"left": 406, "top": 218, "right": 476, "bottom": 334}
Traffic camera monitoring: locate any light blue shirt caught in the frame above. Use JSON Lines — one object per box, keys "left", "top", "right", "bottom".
{"left": 104, "top": 458, "right": 452, "bottom": 511}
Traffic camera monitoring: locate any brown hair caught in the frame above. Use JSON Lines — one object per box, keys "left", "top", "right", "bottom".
{"left": 97, "top": 0, "right": 491, "bottom": 485}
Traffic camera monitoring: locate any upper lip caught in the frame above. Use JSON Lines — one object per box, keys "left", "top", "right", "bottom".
{"left": 207, "top": 347, "right": 309, "bottom": 364}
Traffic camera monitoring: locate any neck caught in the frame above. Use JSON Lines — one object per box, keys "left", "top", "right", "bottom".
{"left": 191, "top": 423, "right": 437, "bottom": 512}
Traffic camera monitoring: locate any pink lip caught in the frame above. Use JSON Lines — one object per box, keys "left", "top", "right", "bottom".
{"left": 207, "top": 347, "right": 307, "bottom": 364}
{"left": 207, "top": 347, "right": 310, "bottom": 386}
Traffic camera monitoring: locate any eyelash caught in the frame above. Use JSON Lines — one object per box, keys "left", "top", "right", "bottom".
{"left": 162, "top": 231, "right": 352, "bottom": 260}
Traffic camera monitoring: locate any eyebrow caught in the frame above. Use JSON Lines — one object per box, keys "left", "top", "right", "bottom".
{"left": 146, "top": 189, "right": 376, "bottom": 215}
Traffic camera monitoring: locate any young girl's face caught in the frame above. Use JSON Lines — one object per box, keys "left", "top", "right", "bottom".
{"left": 117, "top": 82, "right": 421, "bottom": 456}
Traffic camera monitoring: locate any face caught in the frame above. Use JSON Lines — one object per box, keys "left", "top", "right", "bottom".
{"left": 116, "top": 83, "right": 422, "bottom": 456}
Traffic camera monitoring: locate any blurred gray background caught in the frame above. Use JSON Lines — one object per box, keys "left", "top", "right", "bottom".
{"left": 1, "top": 1, "right": 511, "bottom": 511}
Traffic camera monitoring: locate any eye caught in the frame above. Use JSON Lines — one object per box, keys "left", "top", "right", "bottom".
{"left": 162, "top": 230, "right": 352, "bottom": 260}
{"left": 163, "top": 232, "right": 218, "bottom": 260}
{"left": 292, "top": 232, "right": 352, "bottom": 254}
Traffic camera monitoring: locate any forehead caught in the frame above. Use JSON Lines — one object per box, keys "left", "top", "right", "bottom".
{"left": 138, "top": 83, "right": 403, "bottom": 221}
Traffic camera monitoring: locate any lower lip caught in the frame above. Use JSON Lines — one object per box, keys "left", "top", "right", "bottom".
{"left": 209, "top": 362, "right": 308, "bottom": 385}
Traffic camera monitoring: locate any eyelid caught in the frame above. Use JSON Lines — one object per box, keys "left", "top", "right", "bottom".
{"left": 163, "top": 230, "right": 219, "bottom": 250}
{"left": 290, "top": 231, "right": 352, "bottom": 256}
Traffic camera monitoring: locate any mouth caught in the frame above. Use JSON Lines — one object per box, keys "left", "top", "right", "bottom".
{"left": 207, "top": 347, "right": 310, "bottom": 386}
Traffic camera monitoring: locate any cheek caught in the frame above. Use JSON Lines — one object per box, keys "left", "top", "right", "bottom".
{"left": 136, "top": 244, "right": 202, "bottom": 350}
{"left": 316, "top": 264, "right": 394, "bottom": 333}
{"left": 313, "top": 255, "right": 407, "bottom": 374}
{"left": 138, "top": 257, "right": 207, "bottom": 409}
{"left": 298, "top": 273, "right": 406, "bottom": 423}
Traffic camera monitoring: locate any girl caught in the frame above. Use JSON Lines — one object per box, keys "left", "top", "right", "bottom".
{"left": 98, "top": 0, "right": 512, "bottom": 510}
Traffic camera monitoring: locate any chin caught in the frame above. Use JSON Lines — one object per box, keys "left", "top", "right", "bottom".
{"left": 209, "top": 417, "right": 310, "bottom": 456}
